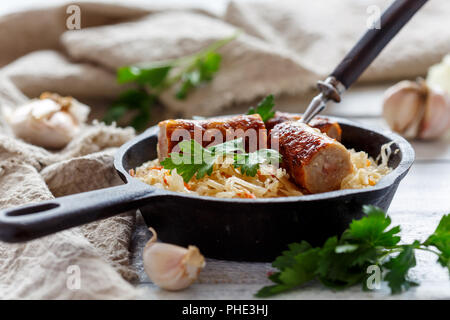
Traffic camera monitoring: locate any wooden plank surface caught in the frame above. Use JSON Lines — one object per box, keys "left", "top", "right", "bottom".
{"left": 132, "top": 84, "right": 450, "bottom": 299}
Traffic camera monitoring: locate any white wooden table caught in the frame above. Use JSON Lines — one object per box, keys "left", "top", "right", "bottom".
{"left": 131, "top": 84, "right": 450, "bottom": 299}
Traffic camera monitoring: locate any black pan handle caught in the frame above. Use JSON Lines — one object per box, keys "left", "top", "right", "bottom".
{"left": 0, "top": 182, "right": 157, "bottom": 243}
{"left": 331, "top": 0, "right": 429, "bottom": 89}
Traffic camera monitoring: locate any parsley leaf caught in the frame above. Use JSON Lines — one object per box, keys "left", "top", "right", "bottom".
{"left": 117, "top": 64, "right": 172, "bottom": 87}
{"left": 343, "top": 205, "right": 401, "bottom": 248}
{"left": 234, "top": 149, "right": 281, "bottom": 177}
{"left": 176, "top": 52, "right": 222, "bottom": 99}
{"left": 384, "top": 243, "right": 419, "bottom": 294}
{"left": 104, "top": 89, "right": 155, "bottom": 131}
{"left": 105, "top": 33, "right": 239, "bottom": 130}
{"left": 257, "top": 206, "right": 450, "bottom": 297}
{"left": 271, "top": 242, "right": 314, "bottom": 270}
{"left": 209, "top": 138, "right": 245, "bottom": 155}
{"left": 256, "top": 242, "right": 320, "bottom": 297}
{"left": 247, "top": 94, "right": 276, "bottom": 122}
{"left": 160, "top": 138, "right": 282, "bottom": 183}
{"left": 424, "top": 214, "right": 450, "bottom": 270}
{"left": 160, "top": 140, "right": 216, "bottom": 183}
{"left": 316, "top": 237, "right": 372, "bottom": 289}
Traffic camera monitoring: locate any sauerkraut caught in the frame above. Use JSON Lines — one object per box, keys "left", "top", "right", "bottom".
{"left": 132, "top": 143, "right": 393, "bottom": 198}
{"left": 341, "top": 143, "right": 393, "bottom": 189}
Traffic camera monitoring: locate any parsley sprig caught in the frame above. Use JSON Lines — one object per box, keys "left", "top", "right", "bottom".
{"left": 104, "top": 32, "right": 239, "bottom": 130}
{"left": 160, "top": 138, "right": 281, "bottom": 183}
{"left": 257, "top": 206, "right": 450, "bottom": 297}
{"left": 247, "top": 94, "right": 275, "bottom": 122}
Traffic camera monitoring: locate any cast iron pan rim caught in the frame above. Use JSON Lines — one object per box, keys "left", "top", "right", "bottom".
{"left": 114, "top": 115, "right": 415, "bottom": 204}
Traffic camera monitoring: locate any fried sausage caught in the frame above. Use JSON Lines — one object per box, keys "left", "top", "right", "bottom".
{"left": 271, "top": 121, "right": 352, "bottom": 194}
{"left": 158, "top": 114, "right": 268, "bottom": 161}
{"left": 265, "top": 111, "right": 342, "bottom": 141}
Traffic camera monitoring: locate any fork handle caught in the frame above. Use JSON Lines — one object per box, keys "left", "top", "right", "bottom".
{"left": 331, "top": 0, "right": 429, "bottom": 89}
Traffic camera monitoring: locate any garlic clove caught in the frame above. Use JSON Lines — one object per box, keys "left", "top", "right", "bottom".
{"left": 419, "top": 88, "right": 450, "bottom": 140}
{"left": 29, "top": 99, "right": 61, "bottom": 119}
{"left": 426, "top": 54, "right": 450, "bottom": 94}
{"left": 5, "top": 93, "right": 90, "bottom": 149}
{"left": 382, "top": 80, "right": 427, "bottom": 136}
{"left": 401, "top": 89, "right": 428, "bottom": 140}
{"left": 10, "top": 109, "right": 79, "bottom": 149}
{"left": 69, "top": 99, "right": 90, "bottom": 124}
{"left": 143, "top": 228, "right": 205, "bottom": 291}
{"left": 382, "top": 78, "right": 450, "bottom": 140}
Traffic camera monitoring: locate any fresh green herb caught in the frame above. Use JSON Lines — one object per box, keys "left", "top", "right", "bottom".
{"left": 247, "top": 94, "right": 276, "bottom": 122}
{"left": 256, "top": 206, "right": 450, "bottom": 297}
{"left": 234, "top": 149, "right": 281, "bottom": 177}
{"left": 424, "top": 214, "right": 450, "bottom": 269}
{"left": 175, "top": 51, "right": 222, "bottom": 99}
{"left": 117, "top": 64, "right": 172, "bottom": 87}
{"left": 383, "top": 243, "right": 419, "bottom": 293}
{"left": 104, "top": 89, "right": 156, "bottom": 131}
{"left": 160, "top": 138, "right": 281, "bottom": 183}
{"left": 104, "top": 32, "right": 240, "bottom": 130}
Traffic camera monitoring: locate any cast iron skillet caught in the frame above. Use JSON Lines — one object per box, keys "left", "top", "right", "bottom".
{"left": 0, "top": 116, "right": 414, "bottom": 261}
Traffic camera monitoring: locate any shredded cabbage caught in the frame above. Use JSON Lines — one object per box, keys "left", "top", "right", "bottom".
{"left": 134, "top": 143, "right": 393, "bottom": 198}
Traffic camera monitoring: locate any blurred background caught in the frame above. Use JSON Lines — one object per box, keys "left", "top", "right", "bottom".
{"left": 0, "top": 0, "right": 238, "bottom": 15}
{"left": 1, "top": 0, "right": 449, "bottom": 134}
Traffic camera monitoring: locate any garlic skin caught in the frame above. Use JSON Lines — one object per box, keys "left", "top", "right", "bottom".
{"left": 427, "top": 54, "right": 450, "bottom": 94}
{"left": 382, "top": 79, "right": 450, "bottom": 140}
{"left": 419, "top": 87, "right": 450, "bottom": 140}
{"left": 143, "top": 228, "right": 205, "bottom": 291}
{"left": 382, "top": 80, "right": 427, "bottom": 138}
{"left": 5, "top": 92, "right": 90, "bottom": 149}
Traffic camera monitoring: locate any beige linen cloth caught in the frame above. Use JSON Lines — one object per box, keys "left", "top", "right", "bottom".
{"left": 0, "top": 0, "right": 449, "bottom": 299}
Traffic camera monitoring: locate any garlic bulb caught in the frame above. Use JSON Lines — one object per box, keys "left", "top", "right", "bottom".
{"left": 427, "top": 54, "right": 450, "bottom": 94}
{"left": 382, "top": 79, "right": 450, "bottom": 140}
{"left": 420, "top": 87, "right": 450, "bottom": 139}
{"left": 4, "top": 92, "right": 90, "bottom": 149}
{"left": 382, "top": 80, "right": 427, "bottom": 139}
{"left": 143, "top": 227, "right": 205, "bottom": 291}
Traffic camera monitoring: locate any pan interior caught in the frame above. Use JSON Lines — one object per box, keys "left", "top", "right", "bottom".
{"left": 120, "top": 122, "right": 403, "bottom": 176}
{"left": 114, "top": 119, "right": 411, "bottom": 261}
{"left": 121, "top": 134, "right": 158, "bottom": 174}
{"left": 340, "top": 123, "right": 401, "bottom": 169}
